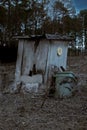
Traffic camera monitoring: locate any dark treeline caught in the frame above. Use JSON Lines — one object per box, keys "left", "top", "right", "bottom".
{"left": 0, "top": 0, "right": 86, "bottom": 42}
{"left": 0, "top": 46, "right": 17, "bottom": 62}
{"left": 0, "top": 0, "right": 87, "bottom": 61}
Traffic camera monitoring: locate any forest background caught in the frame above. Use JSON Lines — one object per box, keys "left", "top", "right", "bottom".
{"left": 0, "top": 0, "right": 87, "bottom": 50}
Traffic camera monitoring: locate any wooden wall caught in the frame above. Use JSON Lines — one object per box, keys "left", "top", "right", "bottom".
{"left": 49, "top": 40, "right": 68, "bottom": 69}
{"left": 45, "top": 40, "right": 68, "bottom": 82}
{"left": 15, "top": 38, "right": 68, "bottom": 83}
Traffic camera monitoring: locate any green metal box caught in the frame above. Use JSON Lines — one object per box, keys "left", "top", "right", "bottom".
{"left": 54, "top": 71, "right": 77, "bottom": 98}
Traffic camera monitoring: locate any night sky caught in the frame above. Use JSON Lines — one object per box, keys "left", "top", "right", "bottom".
{"left": 73, "top": 0, "right": 87, "bottom": 12}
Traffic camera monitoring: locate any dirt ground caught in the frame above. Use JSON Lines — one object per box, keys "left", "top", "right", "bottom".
{"left": 0, "top": 55, "right": 87, "bottom": 130}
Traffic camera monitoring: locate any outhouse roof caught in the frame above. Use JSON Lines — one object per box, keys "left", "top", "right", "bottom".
{"left": 45, "top": 34, "right": 74, "bottom": 41}
{"left": 14, "top": 34, "right": 74, "bottom": 41}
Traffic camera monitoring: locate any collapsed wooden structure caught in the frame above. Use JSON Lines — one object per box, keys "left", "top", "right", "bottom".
{"left": 15, "top": 34, "right": 73, "bottom": 93}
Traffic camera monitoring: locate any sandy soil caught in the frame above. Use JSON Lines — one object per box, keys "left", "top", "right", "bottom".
{"left": 0, "top": 55, "right": 87, "bottom": 130}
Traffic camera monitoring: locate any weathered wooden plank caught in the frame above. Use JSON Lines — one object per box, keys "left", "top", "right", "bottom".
{"left": 22, "top": 40, "right": 34, "bottom": 75}
{"left": 44, "top": 40, "right": 51, "bottom": 83}
{"left": 35, "top": 40, "right": 49, "bottom": 73}
{"left": 15, "top": 40, "right": 24, "bottom": 81}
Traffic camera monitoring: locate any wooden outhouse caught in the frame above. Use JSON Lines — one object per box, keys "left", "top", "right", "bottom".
{"left": 15, "top": 34, "right": 73, "bottom": 91}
